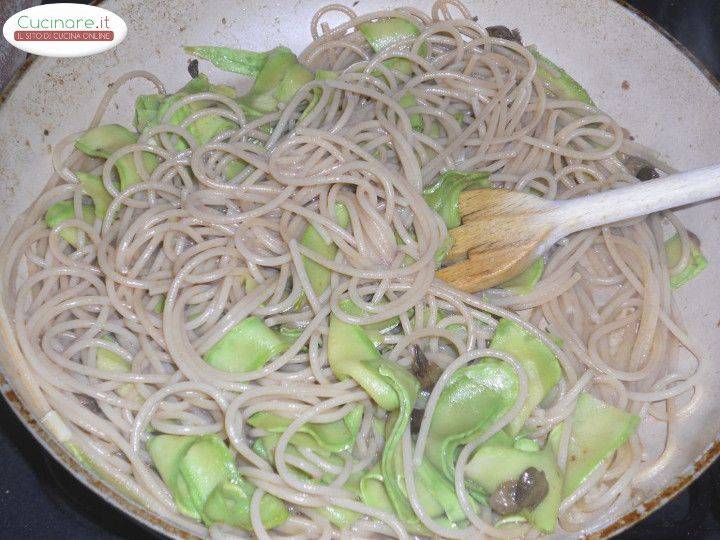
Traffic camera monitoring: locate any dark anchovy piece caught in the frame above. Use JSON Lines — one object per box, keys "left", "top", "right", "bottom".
{"left": 188, "top": 58, "right": 200, "bottom": 79}
{"left": 410, "top": 345, "right": 444, "bottom": 391}
{"left": 410, "top": 407, "right": 425, "bottom": 434}
{"left": 490, "top": 466, "right": 549, "bottom": 515}
{"left": 486, "top": 25, "right": 523, "bottom": 44}
{"left": 636, "top": 165, "right": 659, "bottom": 181}
{"left": 622, "top": 154, "right": 659, "bottom": 181}
{"left": 75, "top": 393, "right": 101, "bottom": 415}
{"left": 516, "top": 467, "right": 549, "bottom": 509}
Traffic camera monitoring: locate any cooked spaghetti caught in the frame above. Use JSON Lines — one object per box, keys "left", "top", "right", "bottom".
{"left": 0, "top": 1, "right": 704, "bottom": 538}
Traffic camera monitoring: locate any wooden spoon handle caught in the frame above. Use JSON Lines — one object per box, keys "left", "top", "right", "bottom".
{"left": 550, "top": 163, "right": 720, "bottom": 239}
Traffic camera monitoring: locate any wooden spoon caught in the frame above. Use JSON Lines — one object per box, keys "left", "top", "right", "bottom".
{"left": 436, "top": 164, "right": 720, "bottom": 293}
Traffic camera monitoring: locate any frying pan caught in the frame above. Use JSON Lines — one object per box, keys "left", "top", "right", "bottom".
{"left": 0, "top": 0, "right": 719, "bottom": 537}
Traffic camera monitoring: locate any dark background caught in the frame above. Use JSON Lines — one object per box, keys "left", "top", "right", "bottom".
{"left": 2, "top": 1, "right": 720, "bottom": 538}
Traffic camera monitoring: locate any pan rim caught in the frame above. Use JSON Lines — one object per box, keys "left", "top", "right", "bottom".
{"left": 0, "top": 1, "right": 718, "bottom": 538}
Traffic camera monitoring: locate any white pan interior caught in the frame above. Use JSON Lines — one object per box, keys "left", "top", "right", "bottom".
{"left": 0, "top": 0, "right": 719, "bottom": 536}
